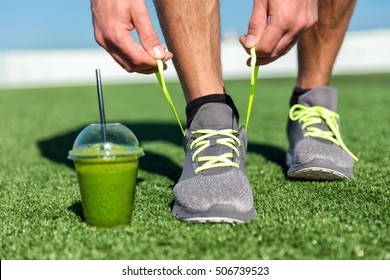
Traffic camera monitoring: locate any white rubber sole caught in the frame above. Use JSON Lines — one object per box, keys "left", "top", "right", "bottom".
{"left": 172, "top": 204, "right": 256, "bottom": 223}
{"left": 287, "top": 158, "right": 353, "bottom": 180}
{"left": 182, "top": 217, "right": 246, "bottom": 224}
{"left": 287, "top": 166, "right": 350, "bottom": 180}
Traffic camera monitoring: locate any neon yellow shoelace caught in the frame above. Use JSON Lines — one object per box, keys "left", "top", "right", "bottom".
{"left": 155, "top": 47, "right": 259, "bottom": 172}
{"left": 245, "top": 47, "right": 260, "bottom": 131}
{"left": 190, "top": 129, "right": 241, "bottom": 173}
{"left": 155, "top": 60, "right": 185, "bottom": 135}
{"left": 289, "top": 104, "right": 358, "bottom": 161}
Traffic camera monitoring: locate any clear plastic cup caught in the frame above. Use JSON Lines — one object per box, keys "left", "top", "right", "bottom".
{"left": 68, "top": 123, "right": 144, "bottom": 228}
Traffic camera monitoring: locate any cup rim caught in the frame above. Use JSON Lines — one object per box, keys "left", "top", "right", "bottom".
{"left": 68, "top": 146, "right": 144, "bottom": 161}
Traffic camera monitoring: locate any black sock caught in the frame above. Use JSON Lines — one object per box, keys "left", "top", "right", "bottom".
{"left": 290, "top": 87, "right": 311, "bottom": 107}
{"left": 186, "top": 93, "right": 239, "bottom": 128}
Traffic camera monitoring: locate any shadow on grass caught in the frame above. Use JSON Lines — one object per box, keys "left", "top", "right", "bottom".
{"left": 37, "top": 122, "right": 184, "bottom": 182}
{"left": 248, "top": 142, "right": 287, "bottom": 173}
{"left": 67, "top": 201, "right": 85, "bottom": 222}
{"left": 37, "top": 122, "right": 286, "bottom": 178}
{"left": 38, "top": 122, "right": 286, "bottom": 222}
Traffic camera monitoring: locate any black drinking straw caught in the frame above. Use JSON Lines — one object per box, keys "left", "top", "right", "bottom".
{"left": 95, "top": 69, "right": 107, "bottom": 148}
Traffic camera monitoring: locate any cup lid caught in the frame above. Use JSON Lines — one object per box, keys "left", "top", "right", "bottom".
{"left": 68, "top": 123, "right": 144, "bottom": 161}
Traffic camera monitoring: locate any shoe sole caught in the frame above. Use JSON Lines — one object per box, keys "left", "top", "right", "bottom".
{"left": 172, "top": 203, "right": 256, "bottom": 223}
{"left": 287, "top": 158, "right": 353, "bottom": 180}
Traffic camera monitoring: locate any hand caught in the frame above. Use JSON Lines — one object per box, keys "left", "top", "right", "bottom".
{"left": 240, "top": 0, "right": 318, "bottom": 65}
{"left": 91, "top": 0, "right": 173, "bottom": 74}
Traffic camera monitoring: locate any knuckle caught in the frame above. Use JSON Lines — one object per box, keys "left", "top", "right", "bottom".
{"left": 299, "top": 16, "right": 315, "bottom": 30}
{"left": 298, "top": 14, "right": 318, "bottom": 30}
{"left": 248, "top": 18, "right": 263, "bottom": 32}
{"left": 141, "top": 29, "right": 158, "bottom": 44}
{"left": 279, "top": 13, "right": 317, "bottom": 33}
{"left": 279, "top": 14, "right": 295, "bottom": 31}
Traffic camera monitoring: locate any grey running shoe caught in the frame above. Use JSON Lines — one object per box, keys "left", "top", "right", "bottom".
{"left": 172, "top": 103, "right": 256, "bottom": 223}
{"left": 286, "top": 86, "right": 358, "bottom": 180}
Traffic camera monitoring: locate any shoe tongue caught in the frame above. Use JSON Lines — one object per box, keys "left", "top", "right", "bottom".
{"left": 189, "top": 103, "right": 238, "bottom": 131}
{"left": 298, "top": 86, "right": 338, "bottom": 111}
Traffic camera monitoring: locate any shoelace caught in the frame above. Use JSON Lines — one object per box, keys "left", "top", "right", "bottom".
{"left": 155, "top": 60, "right": 185, "bottom": 135}
{"left": 190, "top": 129, "right": 241, "bottom": 173}
{"left": 245, "top": 47, "right": 260, "bottom": 131}
{"left": 289, "top": 104, "right": 358, "bottom": 161}
{"left": 155, "top": 47, "right": 259, "bottom": 172}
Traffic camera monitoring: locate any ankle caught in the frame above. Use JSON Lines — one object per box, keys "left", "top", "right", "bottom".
{"left": 290, "top": 87, "right": 311, "bottom": 107}
{"left": 186, "top": 94, "right": 239, "bottom": 128}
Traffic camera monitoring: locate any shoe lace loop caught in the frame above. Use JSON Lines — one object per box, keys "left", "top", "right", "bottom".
{"left": 289, "top": 104, "right": 358, "bottom": 161}
{"left": 190, "top": 129, "right": 241, "bottom": 173}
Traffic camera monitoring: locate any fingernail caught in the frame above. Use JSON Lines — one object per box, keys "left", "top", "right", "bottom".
{"left": 245, "top": 35, "right": 256, "bottom": 48}
{"left": 152, "top": 46, "right": 165, "bottom": 59}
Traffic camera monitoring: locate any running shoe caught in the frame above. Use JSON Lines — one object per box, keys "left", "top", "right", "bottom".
{"left": 286, "top": 86, "right": 358, "bottom": 180}
{"left": 172, "top": 102, "right": 256, "bottom": 223}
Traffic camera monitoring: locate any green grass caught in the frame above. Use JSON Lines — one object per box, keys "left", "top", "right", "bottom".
{"left": 0, "top": 73, "right": 389, "bottom": 260}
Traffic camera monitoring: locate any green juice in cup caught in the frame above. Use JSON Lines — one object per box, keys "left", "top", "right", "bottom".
{"left": 74, "top": 147, "right": 138, "bottom": 227}
{"left": 68, "top": 124, "right": 144, "bottom": 228}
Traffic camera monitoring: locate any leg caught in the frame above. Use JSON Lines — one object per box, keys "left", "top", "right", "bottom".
{"left": 154, "top": 0, "right": 224, "bottom": 103}
{"left": 287, "top": 0, "right": 358, "bottom": 180}
{"left": 153, "top": 0, "right": 256, "bottom": 223}
{"left": 297, "top": 0, "right": 357, "bottom": 88}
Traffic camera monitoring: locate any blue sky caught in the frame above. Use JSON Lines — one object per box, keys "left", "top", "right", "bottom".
{"left": 1, "top": 0, "right": 390, "bottom": 50}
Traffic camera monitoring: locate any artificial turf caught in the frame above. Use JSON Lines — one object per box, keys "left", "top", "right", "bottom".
{"left": 0, "top": 73, "right": 389, "bottom": 260}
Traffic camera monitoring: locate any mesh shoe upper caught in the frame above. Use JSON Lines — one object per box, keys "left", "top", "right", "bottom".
{"left": 287, "top": 86, "right": 356, "bottom": 172}
{"left": 173, "top": 103, "right": 254, "bottom": 214}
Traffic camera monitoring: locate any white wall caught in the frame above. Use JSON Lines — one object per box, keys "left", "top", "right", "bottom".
{"left": 0, "top": 29, "right": 389, "bottom": 89}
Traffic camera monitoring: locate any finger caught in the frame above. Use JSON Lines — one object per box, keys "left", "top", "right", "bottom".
{"left": 256, "top": 2, "right": 318, "bottom": 60}
{"left": 162, "top": 51, "right": 173, "bottom": 63}
{"left": 270, "top": 29, "right": 303, "bottom": 58}
{"left": 93, "top": 21, "right": 158, "bottom": 73}
{"left": 256, "top": 39, "right": 297, "bottom": 65}
{"left": 105, "top": 29, "right": 161, "bottom": 72}
{"left": 108, "top": 50, "right": 134, "bottom": 72}
{"left": 131, "top": 2, "right": 167, "bottom": 60}
{"left": 105, "top": 35, "right": 173, "bottom": 74}
{"left": 242, "top": 23, "right": 287, "bottom": 66}
{"left": 254, "top": 23, "right": 287, "bottom": 58}
{"left": 243, "top": 0, "right": 268, "bottom": 49}
{"left": 239, "top": 35, "right": 251, "bottom": 55}
{"left": 160, "top": 45, "right": 174, "bottom": 62}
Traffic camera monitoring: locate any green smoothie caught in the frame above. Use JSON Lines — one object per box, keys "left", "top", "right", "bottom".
{"left": 75, "top": 158, "right": 138, "bottom": 228}
{"left": 68, "top": 124, "right": 144, "bottom": 228}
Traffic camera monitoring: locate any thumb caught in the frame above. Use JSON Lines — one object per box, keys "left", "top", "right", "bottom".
{"left": 244, "top": 0, "right": 268, "bottom": 48}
